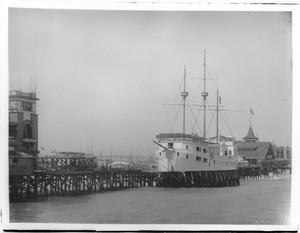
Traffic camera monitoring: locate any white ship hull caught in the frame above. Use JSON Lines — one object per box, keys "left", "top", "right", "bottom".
{"left": 155, "top": 133, "right": 238, "bottom": 172}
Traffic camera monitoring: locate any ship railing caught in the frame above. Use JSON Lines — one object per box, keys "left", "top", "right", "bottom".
{"left": 156, "top": 133, "right": 204, "bottom": 143}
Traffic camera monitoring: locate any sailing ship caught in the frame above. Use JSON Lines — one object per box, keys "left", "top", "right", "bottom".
{"left": 154, "top": 52, "right": 239, "bottom": 172}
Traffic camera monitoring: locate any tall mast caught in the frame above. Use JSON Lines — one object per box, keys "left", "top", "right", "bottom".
{"left": 181, "top": 66, "right": 188, "bottom": 134}
{"left": 216, "top": 88, "right": 219, "bottom": 143}
{"left": 201, "top": 50, "right": 208, "bottom": 138}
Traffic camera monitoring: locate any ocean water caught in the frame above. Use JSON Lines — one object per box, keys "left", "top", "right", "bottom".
{"left": 10, "top": 176, "right": 291, "bottom": 225}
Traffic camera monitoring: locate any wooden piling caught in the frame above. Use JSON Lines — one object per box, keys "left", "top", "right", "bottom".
{"left": 9, "top": 168, "right": 243, "bottom": 202}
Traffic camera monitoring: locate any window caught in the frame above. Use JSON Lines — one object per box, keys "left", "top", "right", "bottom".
{"left": 214, "top": 160, "right": 217, "bottom": 165}
{"left": 177, "top": 152, "right": 179, "bottom": 156}
{"left": 186, "top": 145, "right": 189, "bottom": 150}
{"left": 23, "top": 123, "right": 32, "bottom": 138}
{"left": 199, "top": 157, "right": 201, "bottom": 162}
{"left": 168, "top": 143, "right": 173, "bottom": 149}
{"left": 229, "top": 150, "right": 232, "bottom": 155}
{"left": 203, "top": 158, "right": 207, "bottom": 163}
{"left": 13, "top": 158, "right": 18, "bottom": 163}
{"left": 26, "top": 102, "right": 32, "bottom": 111}
{"left": 186, "top": 154, "right": 189, "bottom": 159}
{"left": 225, "top": 150, "right": 228, "bottom": 155}
{"left": 159, "top": 152, "right": 161, "bottom": 156}
{"left": 9, "top": 124, "right": 17, "bottom": 138}
{"left": 196, "top": 146, "right": 201, "bottom": 152}
{"left": 203, "top": 148, "right": 207, "bottom": 153}
{"left": 9, "top": 101, "right": 18, "bottom": 110}
{"left": 21, "top": 101, "right": 32, "bottom": 111}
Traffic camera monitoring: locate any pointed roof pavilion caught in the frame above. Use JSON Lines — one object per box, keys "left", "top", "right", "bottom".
{"left": 243, "top": 126, "right": 258, "bottom": 142}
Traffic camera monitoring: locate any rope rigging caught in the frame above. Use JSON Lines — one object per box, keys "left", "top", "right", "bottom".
{"left": 160, "top": 61, "right": 239, "bottom": 139}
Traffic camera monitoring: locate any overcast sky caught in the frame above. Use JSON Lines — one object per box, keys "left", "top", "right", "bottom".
{"left": 9, "top": 9, "right": 292, "bottom": 156}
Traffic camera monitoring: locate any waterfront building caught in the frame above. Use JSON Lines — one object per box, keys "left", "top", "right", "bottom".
{"left": 9, "top": 90, "right": 39, "bottom": 175}
{"left": 236, "top": 126, "right": 275, "bottom": 165}
{"left": 273, "top": 145, "right": 292, "bottom": 159}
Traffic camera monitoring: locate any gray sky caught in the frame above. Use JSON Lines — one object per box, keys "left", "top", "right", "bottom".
{"left": 9, "top": 9, "right": 292, "bottom": 156}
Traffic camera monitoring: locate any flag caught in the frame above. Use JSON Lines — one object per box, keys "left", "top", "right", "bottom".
{"left": 219, "top": 96, "right": 222, "bottom": 104}
{"left": 250, "top": 108, "right": 255, "bottom": 115}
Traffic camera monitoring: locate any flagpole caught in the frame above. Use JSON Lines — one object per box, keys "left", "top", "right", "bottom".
{"left": 250, "top": 108, "right": 254, "bottom": 127}
{"left": 250, "top": 108, "right": 251, "bottom": 127}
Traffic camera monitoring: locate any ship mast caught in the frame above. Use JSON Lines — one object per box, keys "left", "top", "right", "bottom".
{"left": 181, "top": 66, "right": 188, "bottom": 134}
{"left": 216, "top": 88, "right": 219, "bottom": 143}
{"left": 201, "top": 50, "right": 208, "bottom": 138}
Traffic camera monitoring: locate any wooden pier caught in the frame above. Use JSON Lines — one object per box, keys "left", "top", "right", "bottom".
{"left": 9, "top": 156, "right": 293, "bottom": 201}
{"left": 9, "top": 168, "right": 240, "bottom": 201}
{"left": 9, "top": 170, "right": 156, "bottom": 200}
{"left": 238, "top": 166, "right": 291, "bottom": 179}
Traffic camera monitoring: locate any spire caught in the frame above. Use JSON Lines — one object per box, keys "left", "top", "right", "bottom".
{"left": 243, "top": 126, "right": 258, "bottom": 142}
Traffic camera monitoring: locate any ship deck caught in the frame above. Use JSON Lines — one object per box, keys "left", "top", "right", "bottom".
{"left": 156, "top": 133, "right": 206, "bottom": 143}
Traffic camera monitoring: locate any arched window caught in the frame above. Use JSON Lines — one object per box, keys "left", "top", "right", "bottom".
{"left": 23, "top": 123, "right": 32, "bottom": 138}
{"left": 9, "top": 123, "right": 17, "bottom": 138}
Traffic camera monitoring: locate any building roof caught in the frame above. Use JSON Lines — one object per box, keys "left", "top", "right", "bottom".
{"left": 9, "top": 90, "right": 39, "bottom": 101}
{"left": 236, "top": 141, "right": 274, "bottom": 160}
{"left": 112, "top": 161, "right": 130, "bottom": 166}
{"left": 11, "top": 151, "right": 35, "bottom": 158}
{"left": 243, "top": 126, "right": 258, "bottom": 141}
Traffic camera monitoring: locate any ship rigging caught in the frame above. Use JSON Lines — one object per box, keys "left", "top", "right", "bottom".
{"left": 154, "top": 51, "right": 239, "bottom": 172}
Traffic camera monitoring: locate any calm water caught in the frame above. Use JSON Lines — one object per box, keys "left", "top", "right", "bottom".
{"left": 10, "top": 176, "right": 291, "bottom": 225}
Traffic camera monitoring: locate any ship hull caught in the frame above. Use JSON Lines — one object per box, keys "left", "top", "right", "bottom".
{"left": 155, "top": 133, "right": 238, "bottom": 172}
{"left": 156, "top": 151, "right": 237, "bottom": 172}
{"left": 156, "top": 169, "right": 240, "bottom": 187}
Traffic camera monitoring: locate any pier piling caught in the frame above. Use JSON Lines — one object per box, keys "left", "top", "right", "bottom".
{"left": 11, "top": 157, "right": 292, "bottom": 201}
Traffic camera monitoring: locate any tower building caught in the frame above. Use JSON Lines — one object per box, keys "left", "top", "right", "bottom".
{"left": 9, "top": 90, "right": 39, "bottom": 157}
{"left": 243, "top": 126, "right": 258, "bottom": 142}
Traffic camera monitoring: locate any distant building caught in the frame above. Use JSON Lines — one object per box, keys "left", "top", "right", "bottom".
{"left": 9, "top": 90, "right": 39, "bottom": 175}
{"left": 9, "top": 90, "right": 39, "bottom": 156}
{"left": 286, "top": 146, "right": 292, "bottom": 159}
{"left": 273, "top": 145, "right": 292, "bottom": 159}
{"left": 111, "top": 161, "right": 130, "bottom": 169}
{"left": 237, "top": 126, "right": 275, "bottom": 165}
{"left": 274, "top": 146, "right": 285, "bottom": 158}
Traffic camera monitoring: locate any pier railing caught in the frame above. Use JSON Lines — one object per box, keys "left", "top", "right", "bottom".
{"left": 36, "top": 157, "right": 97, "bottom": 172}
